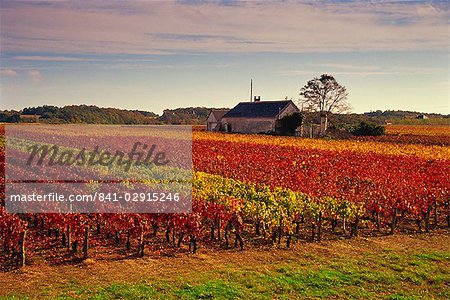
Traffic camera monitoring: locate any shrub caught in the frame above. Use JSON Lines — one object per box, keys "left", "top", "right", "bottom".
{"left": 351, "top": 122, "right": 385, "bottom": 136}
{"left": 277, "top": 112, "right": 303, "bottom": 136}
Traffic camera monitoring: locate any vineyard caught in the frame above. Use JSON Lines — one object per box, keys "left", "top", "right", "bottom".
{"left": 0, "top": 124, "right": 449, "bottom": 271}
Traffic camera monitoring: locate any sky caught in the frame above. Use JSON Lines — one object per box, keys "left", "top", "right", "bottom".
{"left": 0, "top": 0, "right": 449, "bottom": 115}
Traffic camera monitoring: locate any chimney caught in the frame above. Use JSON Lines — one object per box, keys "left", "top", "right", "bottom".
{"left": 254, "top": 96, "right": 261, "bottom": 102}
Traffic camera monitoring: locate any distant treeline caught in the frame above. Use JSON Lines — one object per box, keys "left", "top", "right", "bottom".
{"left": 160, "top": 107, "right": 228, "bottom": 125}
{"left": 303, "top": 110, "right": 449, "bottom": 129}
{"left": 1, "top": 105, "right": 448, "bottom": 125}
{"left": 363, "top": 110, "right": 447, "bottom": 119}
{"left": 363, "top": 110, "right": 450, "bottom": 125}
{"left": 0, "top": 105, "right": 228, "bottom": 125}
{"left": 1, "top": 105, "right": 160, "bottom": 124}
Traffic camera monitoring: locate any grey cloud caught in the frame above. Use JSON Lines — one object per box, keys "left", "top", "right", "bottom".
{"left": 1, "top": 1, "right": 448, "bottom": 54}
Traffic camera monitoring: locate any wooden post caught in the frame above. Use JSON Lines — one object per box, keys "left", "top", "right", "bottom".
{"left": 217, "top": 219, "right": 221, "bottom": 241}
{"left": 126, "top": 230, "right": 131, "bottom": 250}
{"left": 317, "top": 212, "right": 323, "bottom": 241}
{"left": 390, "top": 207, "right": 398, "bottom": 235}
{"left": 114, "top": 230, "right": 120, "bottom": 244}
{"left": 433, "top": 202, "right": 438, "bottom": 228}
{"left": 286, "top": 234, "right": 291, "bottom": 248}
{"left": 424, "top": 206, "right": 431, "bottom": 233}
{"left": 138, "top": 228, "right": 145, "bottom": 257}
{"left": 19, "top": 230, "right": 27, "bottom": 268}
{"left": 320, "top": 113, "right": 328, "bottom": 136}
{"left": 66, "top": 224, "right": 71, "bottom": 250}
{"left": 83, "top": 225, "right": 89, "bottom": 260}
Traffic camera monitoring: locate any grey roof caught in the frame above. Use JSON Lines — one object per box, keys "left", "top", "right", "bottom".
{"left": 209, "top": 109, "right": 229, "bottom": 121}
{"left": 223, "top": 100, "right": 295, "bottom": 119}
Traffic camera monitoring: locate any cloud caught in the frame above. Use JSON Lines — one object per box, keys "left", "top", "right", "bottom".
{"left": 388, "top": 66, "right": 446, "bottom": 75}
{"left": 28, "top": 70, "right": 42, "bottom": 82}
{"left": 277, "top": 70, "right": 392, "bottom": 77}
{"left": 13, "top": 55, "right": 92, "bottom": 61}
{"left": 313, "top": 63, "right": 381, "bottom": 71}
{"left": 0, "top": 1, "right": 448, "bottom": 54}
{"left": 278, "top": 64, "right": 446, "bottom": 77}
{"left": 1, "top": 68, "right": 18, "bottom": 76}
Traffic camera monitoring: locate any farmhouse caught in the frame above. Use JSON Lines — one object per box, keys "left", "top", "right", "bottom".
{"left": 416, "top": 114, "right": 428, "bottom": 119}
{"left": 206, "top": 109, "right": 229, "bottom": 131}
{"left": 213, "top": 98, "right": 300, "bottom": 134}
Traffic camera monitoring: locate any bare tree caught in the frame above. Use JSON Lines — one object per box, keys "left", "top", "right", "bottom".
{"left": 299, "top": 74, "right": 350, "bottom": 134}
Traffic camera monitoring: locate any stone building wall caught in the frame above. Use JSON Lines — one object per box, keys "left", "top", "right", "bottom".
{"left": 221, "top": 117, "right": 275, "bottom": 134}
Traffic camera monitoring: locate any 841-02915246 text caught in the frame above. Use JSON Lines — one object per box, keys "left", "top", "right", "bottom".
{"left": 9, "top": 192, "right": 181, "bottom": 203}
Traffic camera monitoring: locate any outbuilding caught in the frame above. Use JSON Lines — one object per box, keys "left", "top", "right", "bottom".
{"left": 206, "top": 109, "right": 229, "bottom": 131}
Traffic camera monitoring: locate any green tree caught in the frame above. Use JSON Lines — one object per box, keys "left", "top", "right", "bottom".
{"left": 299, "top": 74, "right": 350, "bottom": 133}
